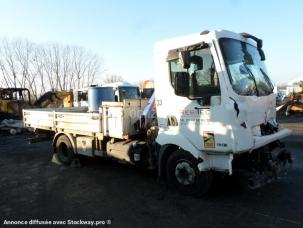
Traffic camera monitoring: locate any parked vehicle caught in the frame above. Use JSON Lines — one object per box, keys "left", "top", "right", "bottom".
{"left": 102, "top": 82, "right": 140, "bottom": 101}
{"left": 285, "top": 83, "right": 303, "bottom": 116}
{"left": 73, "top": 88, "right": 89, "bottom": 108}
{"left": 276, "top": 91, "right": 287, "bottom": 105}
{"left": 23, "top": 30, "right": 292, "bottom": 196}
{"left": 141, "top": 80, "right": 154, "bottom": 99}
{"left": 73, "top": 83, "right": 141, "bottom": 107}
{"left": 0, "top": 88, "right": 31, "bottom": 120}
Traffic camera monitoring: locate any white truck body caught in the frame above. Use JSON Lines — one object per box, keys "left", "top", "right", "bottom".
{"left": 23, "top": 30, "right": 292, "bottom": 195}
{"left": 153, "top": 30, "right": 291, "bottom": 173}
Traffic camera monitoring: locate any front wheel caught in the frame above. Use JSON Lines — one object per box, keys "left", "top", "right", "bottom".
{"left": 166, "top": 150, "right": 212, "bottom": 197}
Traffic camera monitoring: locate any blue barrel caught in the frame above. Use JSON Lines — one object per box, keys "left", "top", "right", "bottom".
{"left": 88, "top": 86, "right": 115, "bottom": 112}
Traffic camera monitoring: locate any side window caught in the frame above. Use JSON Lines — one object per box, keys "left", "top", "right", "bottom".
{"left": 169, "top": 48, "right": 220, "bottom": 105}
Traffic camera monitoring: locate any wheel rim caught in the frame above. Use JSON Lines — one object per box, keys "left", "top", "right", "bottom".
{"left": 175, "top": 160, "right": 196, "bottom": 186}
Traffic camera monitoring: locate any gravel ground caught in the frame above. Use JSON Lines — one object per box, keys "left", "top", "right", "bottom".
{"left": 0, "top": 116, "right": 302, "bottom": 228}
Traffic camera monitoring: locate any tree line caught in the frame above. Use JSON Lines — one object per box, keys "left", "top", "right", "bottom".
{"left": 0, "top": 38, "right": 102, "bottom": 99}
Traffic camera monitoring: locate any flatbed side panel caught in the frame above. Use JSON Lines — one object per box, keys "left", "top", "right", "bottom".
{"left": 23, "top": 110, "right": 55, "bottom": 130}
{"left": 23, "top": 109, "right": 102, "bottom": 134}
{"left": 55, "top": 112, "right": 101, "bottom": 133}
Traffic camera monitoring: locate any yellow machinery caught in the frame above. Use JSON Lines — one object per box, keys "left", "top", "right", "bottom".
{"left": 60, "top": 91, "right": 74, "bottom": 108}
{"left": 286, "top": 92, "right": 303, "bottom": 116}
{"left": 0, "top": 88, "right": 31, "bottom": 119}
{"left": 0, "top": 88, "right": 73, "bottom": 120}
{"left": 33, "top": 91, "right": 73, "bottom": 108}
{"left": 285, "top": 82, "right": 303, "bottom": 116}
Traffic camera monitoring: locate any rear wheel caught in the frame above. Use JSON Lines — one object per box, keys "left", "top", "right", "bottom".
{"left": 166, "top": 150, "right": 212, "bottom": 197}
{"left": 55, "top": 135, "right": 74, "bottom": 165}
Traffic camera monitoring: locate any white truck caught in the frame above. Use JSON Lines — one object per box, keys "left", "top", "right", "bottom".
{"left": 102, "top": 82, "right": 141, "bottom": 102}
{"left": 73, "top": 82, "right": 140, "bottom": 107}
{"left": 23, "top": 30, "right": 292, "bottom": 196}
{"left": 73, "top": 88, "right": 89, "bottom": 108}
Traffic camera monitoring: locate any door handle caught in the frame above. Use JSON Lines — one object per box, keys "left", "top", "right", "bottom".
{"left": 194, "top": 107, "right": 209, "bottom": 110}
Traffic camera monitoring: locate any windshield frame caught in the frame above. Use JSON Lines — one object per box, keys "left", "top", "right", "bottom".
{"left": 219, "top": 37, "right": 274, "bottom": 97}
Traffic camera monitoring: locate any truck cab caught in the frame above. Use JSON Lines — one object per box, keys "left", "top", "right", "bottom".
{"left": 154, "top": 30, "right": 291, "bottom": 193}
{"left": 102, "top": 82, "right": 140, "bottom": 102}
{"left": 73, "top": 88, "right": 88, "bottom": 107}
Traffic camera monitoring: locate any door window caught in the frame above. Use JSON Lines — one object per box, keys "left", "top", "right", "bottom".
{"left": 169, "top": 48, "right": 220, "bottom": 105}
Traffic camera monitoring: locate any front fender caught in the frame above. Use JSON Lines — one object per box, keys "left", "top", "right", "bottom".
{"left": 156, "top": 131, "right": 206, "bottom": 160}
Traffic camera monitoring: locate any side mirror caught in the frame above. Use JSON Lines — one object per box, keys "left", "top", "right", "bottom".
{"left": 174, "top": 72, "right": 189, "bottom": 97}
{"left": 258, "top": 49, "right": 265, "bottom": 61}
{"left": 179, "top": 51, "right": 191, "bottom": 69}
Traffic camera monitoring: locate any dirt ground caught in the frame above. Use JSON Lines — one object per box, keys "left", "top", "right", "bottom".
{"left": 0, "top": 116, "right": 302, "bottom": 228}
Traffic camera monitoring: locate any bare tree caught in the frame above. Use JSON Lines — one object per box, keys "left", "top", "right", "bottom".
{"left": 102, "top": 74, "right": 124, "bottom": 84}
{"left": 0, "top": 38, "right": 103, "bottom": 99}
{"left": 13, "top": 39, "right": 40, "bottom": 99}
{"left": 0, "top": 39, "right": 19, "bottom": 88}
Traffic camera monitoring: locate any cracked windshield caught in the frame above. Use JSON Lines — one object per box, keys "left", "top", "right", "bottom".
{"left": 220, "top": 38, "right": 274, "bottom": 96}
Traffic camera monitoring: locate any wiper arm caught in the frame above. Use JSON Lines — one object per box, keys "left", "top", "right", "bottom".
{"left": 260, "top": 68, "right": 274, "bottom": 94}
{"left": 242, "top": 62, "right": 259, "bottom": 96}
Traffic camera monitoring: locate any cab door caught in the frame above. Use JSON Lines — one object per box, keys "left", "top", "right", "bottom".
{"left": 168, "top": 45, "right": 228, "bottom": 151}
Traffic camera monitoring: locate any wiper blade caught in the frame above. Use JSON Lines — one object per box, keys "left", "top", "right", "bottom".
{"left": 242, "top": 62, "right": 259, "bottom": 96}
{"left": 260, "top": 68, "right": 274, "bottom": 94}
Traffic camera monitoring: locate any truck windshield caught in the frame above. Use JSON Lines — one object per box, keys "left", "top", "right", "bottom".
{"left": 220, "top": 38, "right": 273, "bottom": 96}
{"left": 119, "top": 87, "right": 140, "bottom": 101}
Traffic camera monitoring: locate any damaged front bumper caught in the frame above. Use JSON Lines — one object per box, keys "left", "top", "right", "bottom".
{"left": 233, "top": 141, "right": 292, "bottom": 189}
{"left": 248, "top": 146, "right": 292, "bottom": 189}
{"left": 253, "top": 128, "right": 292, "bottom": 149}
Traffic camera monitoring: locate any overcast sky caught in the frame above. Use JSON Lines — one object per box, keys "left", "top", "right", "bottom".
{"left": 0, "top": 0, "right": 302, "bottom": 85}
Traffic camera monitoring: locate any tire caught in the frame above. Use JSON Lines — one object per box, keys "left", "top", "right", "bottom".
{"left": 55, "top": 135, "right": 74, "bottom": 165}
{"left": 166, "top": 150, "right": 213, "bottom": 197}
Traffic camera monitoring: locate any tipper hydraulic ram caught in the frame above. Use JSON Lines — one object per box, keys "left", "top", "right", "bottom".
{"left": 24, "top": 30, "right": 292, "bottom": 196}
